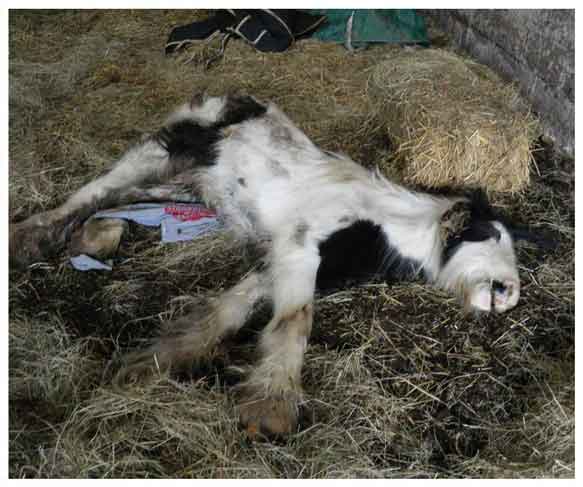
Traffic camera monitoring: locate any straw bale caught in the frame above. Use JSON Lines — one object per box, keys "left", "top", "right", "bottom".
{"left": 369, "top": 48, "right": 540, "bottom": 193}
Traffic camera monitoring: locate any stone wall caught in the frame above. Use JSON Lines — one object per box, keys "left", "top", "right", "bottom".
{"left": 424, "top": 10, "right": 574, "bottom": 157}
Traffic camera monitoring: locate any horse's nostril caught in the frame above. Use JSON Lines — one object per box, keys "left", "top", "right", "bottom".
{"left": 492, "top": 280, "right": 506, "bottom": 293}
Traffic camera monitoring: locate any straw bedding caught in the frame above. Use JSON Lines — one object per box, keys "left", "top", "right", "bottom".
{"left": 9, "top": 10, "right": 573, "bottom": 479}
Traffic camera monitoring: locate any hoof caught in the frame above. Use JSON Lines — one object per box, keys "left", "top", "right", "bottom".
{"left": 9, "top": 213, "right": 77, "bottom": 269}
{"left": 69, "top": 218, "right": 128, "bottom": 259}
{"left": 9, "top": 221, "right": 57, "bottom": 268}
{"left": 238, "top": 395, "right": 299, "bottom": 440}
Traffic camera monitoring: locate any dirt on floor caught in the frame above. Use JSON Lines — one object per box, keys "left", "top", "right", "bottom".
{"left": 8, "top": 10, "right": 574, "bottom": 479}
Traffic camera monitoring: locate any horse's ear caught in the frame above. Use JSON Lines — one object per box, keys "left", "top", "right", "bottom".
{"left": 507, "top": 225, "right": 558, "bottom": 251}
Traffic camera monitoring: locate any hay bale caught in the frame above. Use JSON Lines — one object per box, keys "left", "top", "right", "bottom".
{"left": 369, "top": 48, "right": 540, "bottom": 193}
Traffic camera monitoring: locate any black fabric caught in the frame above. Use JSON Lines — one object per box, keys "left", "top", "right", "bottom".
{"left": 166, "top": 9, "right": 326, "bottom": 55}
{"left": 229, "top": 9, "right": 326, "bottom": 52}
{"left": 165, "top": 10, "right": 237, "bottom": 54}
{"left": 229, "top": 10, "right": 292, "bottom": 52}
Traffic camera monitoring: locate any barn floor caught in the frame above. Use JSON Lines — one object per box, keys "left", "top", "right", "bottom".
{"left": 8, "top": 10, "right": 574, "bottom": 478}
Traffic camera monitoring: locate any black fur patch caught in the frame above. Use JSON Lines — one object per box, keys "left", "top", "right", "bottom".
{"left": 157, "top": 120, "right": 221, "bottom": 164}
{"left": 441, "top": 189, "right": 506, "bottom": 265}
{"left": 461, "top": 220, "right": 501, "bottom": 243}
{"left": 216, "top": 95, "right": 267, "bottom": 129}
{"left": 467, "top": 188, "right": 498, "bottom": 222}
{"left": 443, "top": 220, "right": 503, "bottom": 265}
{"left": 316, "top": 220, "right": 421, "bottom": 292}
{"left": 156, "top": 95, "right": 267, "bottom": 166}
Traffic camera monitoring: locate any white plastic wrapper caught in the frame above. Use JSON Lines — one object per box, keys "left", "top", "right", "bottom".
{"left": 71, "top": 202, "right": 222, "bottom": 271}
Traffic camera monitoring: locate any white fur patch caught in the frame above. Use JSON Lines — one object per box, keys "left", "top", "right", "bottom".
{"left": 40, "top": 95, "right": 522, "bottom": 319}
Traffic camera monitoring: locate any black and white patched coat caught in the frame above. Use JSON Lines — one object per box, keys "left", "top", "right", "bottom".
{"left": 10, "top": 94, "right": 527, "bottom": 436}
{"left": 161, "top": 94, "right": 520, "bottom": 313}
